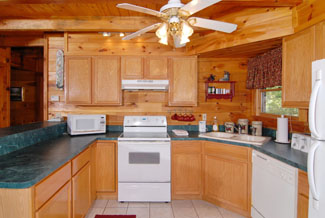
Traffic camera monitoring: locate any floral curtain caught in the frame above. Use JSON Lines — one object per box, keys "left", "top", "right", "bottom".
{"left": 246, "top": 47, "right": 282, "bottom": 89}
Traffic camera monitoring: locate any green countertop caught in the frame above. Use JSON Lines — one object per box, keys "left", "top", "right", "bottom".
{"left": 0, "top": 131, "right": 307, "bottom": 189}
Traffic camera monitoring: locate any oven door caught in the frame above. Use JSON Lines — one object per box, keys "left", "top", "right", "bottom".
{"left": 118, "top": 140, "right": 170, "bottom": 182}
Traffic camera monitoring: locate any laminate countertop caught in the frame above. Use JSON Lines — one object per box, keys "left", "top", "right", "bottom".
{"left": 0, "top": 131, "right": 307, "bottom": 189}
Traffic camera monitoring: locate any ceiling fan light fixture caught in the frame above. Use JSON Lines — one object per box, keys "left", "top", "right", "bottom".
{"left": 180, "top": 35, "right": 190, "bottom": 44}
{"left": 159, "top": 36, "right": 169, "bottom": 45}
{"left": 181, "top": 22, "right": 193, "bottom": 37}
{"left": 156, "top": 23, "right": 168, "bottom": 38}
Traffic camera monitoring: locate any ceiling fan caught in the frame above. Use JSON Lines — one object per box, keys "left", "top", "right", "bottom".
{"left": 116, "top": 0, "right": 237, "bottom": 48}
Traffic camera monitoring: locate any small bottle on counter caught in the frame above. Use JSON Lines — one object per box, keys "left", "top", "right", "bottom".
{"left": 213, "top": 116, "right": 219, "bottom": 132}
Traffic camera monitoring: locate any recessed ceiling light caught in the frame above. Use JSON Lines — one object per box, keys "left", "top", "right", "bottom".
{"left": 120, "top": 32, "right": 125, "bottom": 37}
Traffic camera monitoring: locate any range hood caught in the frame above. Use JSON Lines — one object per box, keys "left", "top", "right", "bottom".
{"left": 122, "top": 80, "right": 169, "bottom": 90}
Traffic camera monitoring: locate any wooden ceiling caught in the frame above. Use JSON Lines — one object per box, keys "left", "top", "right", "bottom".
{"left": 0, "top": 0, "right": 302, "bottom": 19}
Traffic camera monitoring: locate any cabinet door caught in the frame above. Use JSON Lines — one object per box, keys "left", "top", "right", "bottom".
{"left": 95, "top": 141, "right": 116, "bottom": 192}
{"left": 121, "top": 56, "right": 143, "bottom": 79}
{"left": 297, "top": 170, "right": 309, "bottom": 218}
{"left": 65, "top": 56, "right": 92, "bottom": 104}
{"left": 282, "top": 26, "right": 316, "bottom": 108}
{"left": 144, "top": 57, "right": 168, "bottom": 79}
{"left": 92, "top": 56, "right": 121, "bottom": 105}
{"left": 172, "top": 141, "right": 202, "bottom": 199}
{"left": 203, "top": 142, "right": 251, "bottom": 217}
{"left": 36, "top": 181, "right": 71, "bottom": 218}
{"left": 168, "top": 57, "right": 197, "bottom": 106}
{"left": 72, "top": 163, "right": 91, "bottom": 218}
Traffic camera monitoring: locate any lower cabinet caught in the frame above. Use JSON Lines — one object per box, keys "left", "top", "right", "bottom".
{"left": 203, "top": 142, "right": 252, "bottom": 217}
{"left": 297, "top": 170, "right": 309, "bottom": 218}
{"left": 172, "top": 141, "right": 202, "bottom": 199}
{"left": 95, "top": 141, "right": 117, "bottom": 197}
{"left": 35, "top": 181, "right": 72, "bottom": 218}
{"left": 72, "top": 163, "right": 91, "bottom": 218}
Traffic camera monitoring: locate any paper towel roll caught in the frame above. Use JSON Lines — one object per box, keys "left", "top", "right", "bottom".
{"left": 276, "top": 115, "right": 289, "bottom": 143}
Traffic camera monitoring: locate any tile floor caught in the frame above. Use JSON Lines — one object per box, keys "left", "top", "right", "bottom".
{"left": 86, "top": 199, "right": 245, "bottom": 218}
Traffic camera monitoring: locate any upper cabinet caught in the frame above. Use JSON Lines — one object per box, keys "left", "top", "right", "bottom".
{"left": 282, "top": 21, "right": 325, "bottom": 108}
{"left": 144, "top": 57, "right": 168, "bottom": 79}
{"left": 121, "top": 56, "right": 144, "bottom": 79}
{"left": 282, "top": 26, "right": 316, "bottom": 108}
{"left": 65, "top": 56, "right": 92, "bottom": 104}
{"left": 121, "top": 56, "right": 168, "bottom": 80}
{"left": 65, "top": 56, "right": 122, "bottom": 105}
{"left": 168, "top": 56, "right": 198, "bottom": 106}
{"left": 92, "top": 56, "right": 121, "bottom": 105}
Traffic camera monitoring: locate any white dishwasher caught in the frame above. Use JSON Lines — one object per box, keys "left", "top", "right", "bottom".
{"left": 252, "top": 150, "right": 298, "bottom": 218}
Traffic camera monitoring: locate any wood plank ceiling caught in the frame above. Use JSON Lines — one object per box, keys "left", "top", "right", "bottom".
{"left": 0, "top": 0, "right": 302, "bottom": 19}
{"left": 0, "top": 0, "right": 302, "bottom": 57}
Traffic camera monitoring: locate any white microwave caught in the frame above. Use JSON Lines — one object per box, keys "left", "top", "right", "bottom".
{"left": 67, "top": 114, "right": 106, "bottom": 135}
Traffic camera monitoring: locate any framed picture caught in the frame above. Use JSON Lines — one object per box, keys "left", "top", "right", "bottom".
{"left": 10, "top": 87, "right": 24, "bottom": 102}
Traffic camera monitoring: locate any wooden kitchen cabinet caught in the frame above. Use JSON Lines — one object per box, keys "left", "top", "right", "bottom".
{"left": 281, "top": 21, "right": 325, "bottom": 108}
{"left": 122, "top": 56, "right": 168, "bottom": 80}
{"left": 172, "top": 141, "right": 202, "bottom": 199}
{"left": 297, "top": 170, "right": 309, "bottom": 218}
{"left": 121, "top": 56, "right": 144, "bottom": 79}
{"left": 203, "top": 142, "right": 251, "bottom": 217}
{"left": 72, "top": 148, "right": 92, "bottom": 218}
{"left": 168, "top": 56, "right": 198, "bottom": 106}
{"left": 72, "top": 163, "right": 91, "bottom": 218}
{"left": 92, "top": 56, "right": 122, "bottom": 105}
{"left": 95, "top": 141, "right": 116, "bottom": 194}
{"left": 36, "top": 181, "right": 72, "bottom": 218}
{"left": 65, "top": 56, "right": 92, "bottom": 104}
{"left": 144, "top": 56, "right": 168, "bottom": 79}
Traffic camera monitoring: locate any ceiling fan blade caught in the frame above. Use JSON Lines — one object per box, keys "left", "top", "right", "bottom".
{"left": 122, "top": 23, "right": 162, "bottom": 40}
{"left": 188, "top": 17, "right": 237, "bottom": 33}
{"left": 181, "top": 0, "right": 222, "bottom": 16}
{"left": 173, "top": 35, "right": 186, "bottom": 48}
{"left": 117, "top": 3, "right": 166, "bottom": 17}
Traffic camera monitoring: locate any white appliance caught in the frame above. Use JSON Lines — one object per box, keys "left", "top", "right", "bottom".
{"left": 121, "top": 80, "right": 169, "bottom": 90}
{"left": 67, "top": 114, "right": 106, "bottom": 135}
{"left": 308, "top": 59, "right": 325, "bottom": 218}
{"left": 118, "top": 116, "right": 171, "bottom": 202}
{"left": 252, "top": 150, "right": 298, "bottom": 218}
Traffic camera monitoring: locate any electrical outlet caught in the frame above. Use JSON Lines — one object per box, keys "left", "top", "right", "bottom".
{"left": 202, "top": 114, "right": 207, "bottom": 121}
{"left": 51, "top": 95, "right": 59, "bottom": 102}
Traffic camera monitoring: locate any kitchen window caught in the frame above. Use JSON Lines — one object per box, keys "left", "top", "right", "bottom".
{"left": 260, "top": 86, "right": 298, "bottom": 116}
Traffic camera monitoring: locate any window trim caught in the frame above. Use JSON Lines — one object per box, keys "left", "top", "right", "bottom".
{"left": 254, "top": 89, "right": 300, "bottom": 121}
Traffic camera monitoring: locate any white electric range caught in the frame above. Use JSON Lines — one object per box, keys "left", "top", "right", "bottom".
{"left": 118, "top": 116, "right": 171, "bottom": 202}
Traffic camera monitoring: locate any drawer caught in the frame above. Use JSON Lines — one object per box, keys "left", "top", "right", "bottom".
{"left": 204, "top": 141, "right": 250, "bottom": 162}
{"left": 172, "top": 141, "right": 201, "bottom": 153}
{"left": 35, "top": 162, "right": 71, "bottom": 210}
{"left": 72, "top": 147, "right": 91, "bottom": 176}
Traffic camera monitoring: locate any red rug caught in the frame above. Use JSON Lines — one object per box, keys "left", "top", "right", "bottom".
{"left": 94, "top": 215, "right": 136, "bottom": 218}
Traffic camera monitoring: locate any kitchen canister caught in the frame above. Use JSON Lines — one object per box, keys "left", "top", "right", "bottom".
{"left": 225, "top": 122, "right": 234, "bottom": 133}
{"left": 252, "top": 121, "right": 262, "bottom": 136}
{"left": 238, "top": 119, "right": 249, "bottom": 134}
{"left": 276, "top": 115, "right": 290, "bottom": 143}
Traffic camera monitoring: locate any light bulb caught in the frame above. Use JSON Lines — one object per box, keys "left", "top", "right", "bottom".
{"left": 156, "top": 23, "right": 168, "bottom": 38}
{"left": 102, "top": 32, "right": 111, "bottom": 37}
{"left": 159, "top": 36, "right": 168, "bottom": 45}
{"left": 181, "top": 22, "right": 193, "bottom": 37}
{"left": 119, "top": 32, "right": 125, "bottom": 37}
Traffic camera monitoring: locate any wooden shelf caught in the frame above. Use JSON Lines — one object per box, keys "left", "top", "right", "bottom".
{"left": 205, "top": 81, "right": 236, "bottom": 101}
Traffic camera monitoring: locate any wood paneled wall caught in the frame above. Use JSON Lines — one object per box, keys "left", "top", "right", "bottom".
{"left": 10, "top": 47, "right": 43, "bottom": 126}
{"left": 47, "top": 34, "right": 252, "bottom": 126}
